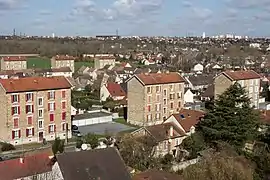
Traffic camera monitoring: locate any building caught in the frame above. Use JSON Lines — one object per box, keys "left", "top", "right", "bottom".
{"left": 127, "top": 72, "right": 185, "bottom": 126}
{"left": 0, "top": 76, "right": 72, "bottom": 145}
{"left": 51, "top": 55, "right": 76, "bottom": 73}
{"left": 0, "top": 56, "right": 27, "bottom": 70}
{"left": 100, "top": 82, "right": 126, "bottom": 101}
{"left": 34, "top": 67, "right": 72, "bottom": 78}
{"left": 214, "top": 70, "right": 261, "bottom": 108}
{"left": 94, "top": 56, "right": 116, "bottom": 69}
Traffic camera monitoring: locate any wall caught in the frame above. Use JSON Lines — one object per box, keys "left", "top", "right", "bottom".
{"left": 72, "top": 115, "right": 112, "bottom": 126}
{"left": 100, "top": 85, "right": 110, "bottom": 101}
{"left": 184, "top": 89, "right": 194, "bottom": 103}
{"left": 214, "top": 73, "right": 232, "bottom": 99}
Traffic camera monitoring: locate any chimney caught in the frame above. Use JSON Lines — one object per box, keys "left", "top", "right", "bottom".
{"left": 169, "top": 126, "right": 173, "bottom": 137}
{"left": 19, "top": 157, "right": 24, "bottom": 164}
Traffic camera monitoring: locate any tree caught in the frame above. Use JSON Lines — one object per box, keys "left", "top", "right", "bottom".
{"left": 197, "top": 83, "right": 260, "bottom": 149}
{"left": 182, "top": 132, "right": 206, "bottom": 159}
{"left": 1, "top": 142, "right": 15, "bottom": 151}
{"left": 52, "top": 138, "right": 65, "bottom": 155}
{"left": 182, "top": 151, "right": 254, "bottom": 180}
{"left": 261, "top": 83, "right": 270, "bottom": 101}
{"left": 84, "top": 133, "right": 99, "bottom": 149}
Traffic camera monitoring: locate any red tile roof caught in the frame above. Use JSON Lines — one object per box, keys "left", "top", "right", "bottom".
{"left": 135, "top": 72, "right": 185, "bottom": 85}
{"left": 54, "top": 55, "right": 76, "bottom": 60}
{"left": 0, "top": 76, "right": 72, "bottom": 93}
{"left": 2, "top": 56, "right": 27, "bottom": 61}
{"left": 223, "top": 70, "right": 261, "bottom": 80}
{"left": 172, "top": 109, "right": 205, "bottom": 132}
{"left": 0, "top": 152, "right": 53, "bottom": 180}
{"left": 106, "top": 83, "right": 126, "bottom": 97}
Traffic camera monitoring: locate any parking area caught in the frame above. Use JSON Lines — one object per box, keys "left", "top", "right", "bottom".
{"left": 77, "top": 122, "right": 136, "bottom": 136}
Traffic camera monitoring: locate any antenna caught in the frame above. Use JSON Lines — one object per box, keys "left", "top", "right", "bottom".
{"left": 116, "top": 29, "right": 118, "bottom": 37}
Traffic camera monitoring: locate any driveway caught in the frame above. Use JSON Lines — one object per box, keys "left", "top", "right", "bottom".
{"left": 77, "top": 122, "right": 136, "bottom": 136}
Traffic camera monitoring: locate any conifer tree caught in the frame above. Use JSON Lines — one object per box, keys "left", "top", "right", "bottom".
{"left": 197, "top": 83, "right": 259, "bottom": 148}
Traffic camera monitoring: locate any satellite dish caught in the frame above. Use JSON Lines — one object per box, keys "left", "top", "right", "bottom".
{"left": 81, "top": 144, "right": 88, "bottom": 150}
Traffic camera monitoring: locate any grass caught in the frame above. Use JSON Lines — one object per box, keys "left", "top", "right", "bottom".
{"left": 114, "top": 118, "right": 141, "bottom": 128}
{"left": 75, "top": 61, "right": 94, "bottom": 72}
{"left": 27, "top": 57, "right": 51, "bottom": 69}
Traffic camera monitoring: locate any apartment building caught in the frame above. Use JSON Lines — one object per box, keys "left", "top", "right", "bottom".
{"left": 51, "top": 55, "right": 75, "bottom": 73}
{"left": 94, "top": 56, "right": 116, "bottom": 69}
{"left": 127, "top": 72, "right": 185, "bottom": 126}
{"left": 214, "top": 70, "right": 261, "bottom": 108}
{"left": 0, "top": 56, "right": 27, "bottom": 70}
{"left": 0, "top": 76, "right": 72, "bottom": 145}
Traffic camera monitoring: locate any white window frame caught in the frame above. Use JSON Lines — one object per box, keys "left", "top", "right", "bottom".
{"left": 250, "top": 79, "right": 253, "bottom": 86}
{"left": 49, "top": 102, "right": 54, "bottom": 111}
{"left": 61, "top": 122, "right": 67, "bottom": 131}
{"left": 147, "top": 114, "right": 152, "bottom": 121}
{"left": 27, "top": 127, "right": 34, "bottom": 137}
{"left": 38, "top": 120, "right": 44, "bottom": 129}
{"left": 13, "top": 129, "right": 20, "bottom": 139}
{"left": 26, "top": 104, "right": 33, "bottom": 114}
{"left": 49, "top": 91, "right": 55, "bottom": 100}
{"left": 255, "top": 79, "right": 259, "bottom": 86}
{"left": 38, "top": 97, "right": 43, "bottom": 107}
{"left": 49, "top": 124, "right": 55, "bottom": 133}
{"left": 156, "top": 86, "right": 161, "bottom": 93}
{"left": 249, "top": 87, "right": 253, "bottom": 93}
{"left": 255, "top": 86, "right": 259, "bottom": 93}
{"left": 11, "top": 93, "right": 19, "bottom": 103}
{"left": 38, "top": 109, "right": 44, "bottom": 118}
{"left": 26, "top": 92, "right": 33, "bottom": 102}
{"left": 170, "top": 84, "right": 174, "bottom": 91}
{"left": 12, "top": 105, "right": 19, "bottom": 116}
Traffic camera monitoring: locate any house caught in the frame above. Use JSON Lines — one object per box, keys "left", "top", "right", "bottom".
{"left": 133, "top": 109, "right": 205, "bottom": 156}
{"left": 143, "top": 59, "right": 156, "bottom": 66}
{"left": 94, "top": 56, "right": 116, "bottom": 69}
{"left": 133, "top": 169, "right": 183, "bottom": 180}
{"left": 193, "top": 63, "right": 204, "bottom": 73}
{"left": 72, "top": 109, "right": 112, "bottom": 127}
{"left": 122, "top": 62, "right": 132, "bottom": 68}
{"left": 0, "top": 56, "right": 27, "bottom": 70}
{"left": 201, "top": 84, "right": 214, "bottom": 101}
{"left": 184, "top": 88, "right": 195, "bottom": 104}
{"left": 0, "top": 76, "right": 72, "bottom": 145}
{"left": 0, "top": 149, "right": 55, "bottom": 180}
{"left": 100, "top": 82, "right": 126, "bottom": 101}
{"left": 51, "top": 55, "right": 76, "bottom": 73}
{"left": 53, "top": 147, "right": 132, "bottom": 180}
{"left": 127, "top": 71, "right": 185, "bottom": 126}
{"left": 34, "top": 67, "right": 72, "bottom": 78}
{"left": 185, "top": 74, "right": 214, "bottom": 91}
{"left": 214, "top": 70, "right": 261, "bottom": 108}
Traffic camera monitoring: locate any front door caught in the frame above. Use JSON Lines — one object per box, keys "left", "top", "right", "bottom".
{"left": 38, "top": 132, "right": 44, "bottom": 142}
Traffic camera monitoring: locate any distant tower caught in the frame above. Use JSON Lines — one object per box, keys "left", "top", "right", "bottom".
{"left": 13, "top": 28, "right": 16, "bottom": 36}
{"left": 116, "top": 29, "right": 119, "bottom": 37}
{"left": 52, "top": 33, "right": 55, "bottom": 38}
{"left": 202, "top": 32, "right": 206, "bottom": 39}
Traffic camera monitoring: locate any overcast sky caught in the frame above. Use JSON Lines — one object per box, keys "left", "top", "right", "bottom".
{"left": 0, "top": 0, "right": 270, "bottom": 37}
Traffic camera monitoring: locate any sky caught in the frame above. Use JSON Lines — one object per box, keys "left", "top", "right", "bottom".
{"left": 0, "top": 0, "right": 270, "bottom": 37}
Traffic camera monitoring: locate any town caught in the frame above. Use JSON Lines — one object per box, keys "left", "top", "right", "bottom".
{"left": 0, "top": 34, "right": 269, "bottom": 180}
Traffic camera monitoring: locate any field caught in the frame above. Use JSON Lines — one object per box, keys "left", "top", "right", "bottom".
{"left": 27, "top": 57, "right": 51, "bottom": 69}
{"left": 74, "top": 61, "right": 94, "bottom": 72}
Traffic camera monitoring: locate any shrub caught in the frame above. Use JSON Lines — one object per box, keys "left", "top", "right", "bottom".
{"left": 1, "top": 143, "right": 15, "bottom": 152}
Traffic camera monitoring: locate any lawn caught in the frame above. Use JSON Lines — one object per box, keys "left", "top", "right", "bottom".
{"left": 114, "top": 118, "right": 141, "bottom": 128}
{"left": 75, "top": 61, "right": 94, "bottom": 72}
{"left": 27, "top": 57, "right": 51, "bottom": 69}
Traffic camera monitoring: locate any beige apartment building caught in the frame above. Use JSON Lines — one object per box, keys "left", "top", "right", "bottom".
{"left": 0, "top": 76, "right": 72, "bottom": 145}
{"left": 0, "top": 56, "right": 27, "bottom": 70}
{"left": 94, "top": 56, "right": 116, "bottom": 69}
{"left": 51, "top": 55, "right": 75, "bottom": 73}
{"left": 214, "top": 70, "right": 261, "bottom": 108}
{"left": 127, "top": 72, "right": 185, "bottom": 126}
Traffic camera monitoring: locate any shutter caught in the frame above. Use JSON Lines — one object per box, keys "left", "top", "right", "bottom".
{"left": 18, "top": 106, "right": 20, "bottom": 114}
{"left": 54, "top": 103, "right": 56, "bottom": 110}
{"left": 26, "top": 129, "right": 29, "bottom": 137}
{"left": 53, "top": 92, "right": 55, "bottom": 99}
{"left": 25, "top": 94, "right": 27, "bottom": 102}
{"left": 32, "top": 105, "right": 34, "bottom": 113}
{"left": 48, "top": 103, "right": 50, "bottom": 111}
{"left": 54, "top": 125, "right": 56, "bottom": 132}
{"left": 11, "top": 107, "right": 14, "bottom": 115}
{"left": 18, "top": 130, "right": 21, "bottom": 138}
{"left": 32, "top": 128, "right": 34, "bottom": 136}
{"left": 12, "top": 131, "right": 15, "bottom": 139}
{"left": 11, "top": 95, "right": 14, "bottom": 103}
{"left": 48, "top": 92, "right": 50, "bottom": 100}
{"left": 18, "top": 94, "right": 20, "bottom": 102}
{"left": 48, "top": 126, "right": 50, "bottom": 133}
{"left": 25, "top": 105, "right": 27, "bottom": 113}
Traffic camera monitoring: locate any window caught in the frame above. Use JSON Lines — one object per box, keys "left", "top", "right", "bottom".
{"left": 147, "top": 87, "right": 151, "bottom": 93}
{"left": 177, "top": 92, "right": 182, "bottom": 99}
{"left": 62, "top": 101, "right": 66, "bottom": 109}
{"left": 50, "top": 114, "right": 54, "bottom": 122}
{"left": 62, "top": 123, "right": 66, "bottom": 131}
{"left": 250, "top": 79, "right": 253, "bottom": 86}
{"left": 255, "top": 86, "right": 259, "bottom": 93}
{"left": 12, "top": 130, "right": 21, "bottom": 139}
{"left": 163, "top": 89, "right": 167, "bottom": 96}
{"left": 147, "top": 105, "right": 151, "bottom": 112}
{"left": 26, "top": 93, "right": 33, "bottom": 102}
{"left": 48, "top": 91, "right": 55, "bottom": 100}
{"left": 155, "top": 113, "right": 160, "bottom": 120}
{"left": 156, "top": 86, "right": 160, "bottom": 93}
{"left": 11, "top": 106, "right": 20, "bottom": 115}
{"left": 48, "top": 102, "right": 55, "bottom": 111}
{"left": 255, "top": 94, "right": 258, "bottom": 100}
{"left": 163, "top": 99, "right": 167, "bottom": 105}
{"left": 38, "top": 120, "right": 43, "bottom": 129}
{"left": 147, "top": 114, "right": 152, "bottom": 121}
{"left": 155, "top": 104, "right": 161, "bottom": 111}
{"left": 48, "top": 124, "right": 55, "bottom": 133}
{"left": 178, "top": 101, "right": 181, "bottom": 108}
{"left": 38, "top": 97, "right": 43, "bottom": 107}
{"left": 11, "top": 94, "right": 19, "bottom": 103}
{"left": 148, "top": 96, "right": 152, "bottom": 103}
{"left": 38, "top": 109, "right": 43, "bottom": 118}
{"left": 13, "top": 118, "right": 19, "bottom": 128}
{"left": 170, "top": 85, "right": 174, "bottom": 91}
{"left": 249, "top": 87, "right": 253, "bottom": 93}
{"left": 62, "top": 112, "right": 66, "bottom": 121}
{"left": 156, "top": 94, "right": 160, "bottom": 102}
{"left": 62, "top": 90, "right": 66, "bottom": 98}
{"left": 26, "top": 105, "right": 34, "bottom": 114}
{"left": 170, "top": 102, "right": 174, "bottom": 109}
{"left": 27, "top": 116, "right": 33, "bottom": 125}
{"left": 255, "top": 79, "right": 259, "bottom": 86}
{"left": 163, "top": 107, "right": 166, "bottom": 114}
{"left": 169, "top": 93, "right": 175, "bottom": 100}
{"left": 26, "top": 128, "right": 34, "bottom": 137}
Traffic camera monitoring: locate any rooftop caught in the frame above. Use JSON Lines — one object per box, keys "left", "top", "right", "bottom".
{"left": 1, "top": 56, "right": 27, "bottom": 61}
{"left": 133, "top": 169, "right": 183, "bottom": 180}
{"left": 106, "top": 82, "right": 126, "bottom": 97}
{"left": 134, "top": 72, "right": 185, "bottom": 85}
{"left": 53, "top": 55, "right": 76, "bottom": 60}
{"left": 223, "top": 70, "right": 261, "bottom": 80}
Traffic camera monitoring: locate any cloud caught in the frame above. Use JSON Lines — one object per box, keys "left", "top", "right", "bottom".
{"left": 39, "top": 10, "right": 51, "bottom": 16}
{"left": 0, "top": 0, "right": 27, "bottom": 11}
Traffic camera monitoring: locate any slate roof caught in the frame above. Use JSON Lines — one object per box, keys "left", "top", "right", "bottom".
{"left": 57, "top": 147, "right": 132, "bottom": 180}
{"left": 188, "top": 74, "right": 214, "bottom": 86}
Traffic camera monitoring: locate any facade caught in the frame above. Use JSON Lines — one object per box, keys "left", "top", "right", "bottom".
{"left": 0, "top": 56, "right": 27, "bottom": 70}
{"left": 51, "top": 55, "right": 75, "bottom": 73}
{"left": 0, "top": 76, "right": 72, "bottom": 145}
{"left": 127, "top": 72, "right": 185, "bottom": 126}
{"left": 214, "top": 70, "right": 261, "bottom": 108}
{"left": 94, "top": 56, "right": 116, "bottom": 69}
{"left": 34, "top": 67, "right": 72, "bottom": 78}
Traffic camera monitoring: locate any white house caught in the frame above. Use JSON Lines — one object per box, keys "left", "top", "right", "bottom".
{"left": 212, "top": 64, "right": 222, "bottom": 70}
{"left": 142, "top": 59, "right": 155, "bottom": 66}
{"left": 184, "top": 89, "right": 195, "bottom": 104}
{"left": 193, "top": 63, "right": 204, "bottom": 73}
{"left": 100, "top": 82, "right": 126, "bottom": 102}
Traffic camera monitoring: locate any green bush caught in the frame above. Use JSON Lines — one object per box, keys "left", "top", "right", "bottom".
{"left": 1, "top": 143, "right": 15, "bottom": 151}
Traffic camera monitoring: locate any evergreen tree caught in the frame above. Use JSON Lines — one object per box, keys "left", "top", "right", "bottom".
{"left": 197, "top": 83, "right": 259, "bottom": 148}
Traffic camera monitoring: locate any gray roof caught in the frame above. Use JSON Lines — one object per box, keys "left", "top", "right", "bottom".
{"left": 73, "top": 111, "right": 112, "bottom": 120}
{"left": 188, "top": 74, "right": 214, "bottom": 86}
